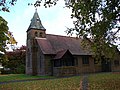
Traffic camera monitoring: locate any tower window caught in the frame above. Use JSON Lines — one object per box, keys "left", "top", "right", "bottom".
{"left": 39, "top": 32, "right": 43, "bottom": 37}
{"left": 35, "top": 32, "right": 38, "bottom": 37}
{"left": 37, "top": 18, "right": 40, "bottom": 22}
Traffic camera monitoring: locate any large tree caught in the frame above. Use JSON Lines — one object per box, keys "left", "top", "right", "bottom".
{"left": 0, "top": 17, "right": 17, "bottom": 64}
{"left": 0, "top": 16, "right": 8, "bottom": 53}
{"left": 0, "top": 0, "right": 17, "bottom": 52}
{"left": 2, "top": 45, "right": 26, "bottom": 74}
{"left": 33, "top": 0, "right": 120, "bottom": 60}
{"left": 0, "top": 0, "right": 17, "bottom": 63}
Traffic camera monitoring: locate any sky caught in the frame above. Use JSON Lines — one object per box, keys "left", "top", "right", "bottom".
{"left": 0, "top": 0, "right": 74, "bottom": 49}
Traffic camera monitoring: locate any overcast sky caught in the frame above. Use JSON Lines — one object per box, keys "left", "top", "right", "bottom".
{"left": 0, "top": 0, "right": 74, "bottom": 48}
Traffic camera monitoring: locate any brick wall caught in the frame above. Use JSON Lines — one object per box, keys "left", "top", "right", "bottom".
{"left": 53, "top": 56, "right": 100, "bottom": 76}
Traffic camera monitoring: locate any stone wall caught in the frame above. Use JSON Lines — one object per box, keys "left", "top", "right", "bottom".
{"left": 37, "top": 47, "right": 45, "bottom": 75}
{"left": 111, "top": 60, "right": 120, "bottom": 72}
{"left": 44, "top": 55, "right": 54, "bottom": 75}
{"left": 76, "top": 56, "right": 95, "bottom": 74}
{"left": 26, "top": 39, "right": 33, "bottom": 75}
{"left": 53, "top": 66, "right": 77, "bottom": 76}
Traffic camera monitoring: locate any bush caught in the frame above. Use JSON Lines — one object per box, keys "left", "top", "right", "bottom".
{"left": 1, "top": 68, "right": 11, "bottom": 74}
{"left": 16, "top": 64, "right": 25, "bottom": 74}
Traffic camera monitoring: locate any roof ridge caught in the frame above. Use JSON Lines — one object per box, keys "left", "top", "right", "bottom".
{"left": 57, "top": 49, "right": 68, "bottom": 53}
{"left": 46, "top": 34, "right": 81, "bottom": 39}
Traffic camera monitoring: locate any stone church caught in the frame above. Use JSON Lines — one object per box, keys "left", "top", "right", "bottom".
{"left": 26, "top": 10, "right": 120, "bottom": 76}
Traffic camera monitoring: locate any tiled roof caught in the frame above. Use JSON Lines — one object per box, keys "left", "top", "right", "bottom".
{"left": 27, "top": 10, "right": 46, "bottom": 31}
{"left": 36, "top": 34, "right": 92, "bottom": 55}
{"left": 54, "top": 49, "right": 68, "bottom": 59}
{"left": 37, "top": 38, "right": 56, "bottom": 54}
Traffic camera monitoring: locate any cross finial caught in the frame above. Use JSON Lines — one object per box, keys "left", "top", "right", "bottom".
{"left": 35, "top": 8, "right": 37, "bottom": 12}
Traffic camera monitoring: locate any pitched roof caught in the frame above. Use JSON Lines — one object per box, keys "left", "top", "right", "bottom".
{"left": 37, "top": 38, "right": 56, "bottom": 54}
{"left": 54, "top": 49, "right": 68, "bottom": 59}
{"left": 27, "top": 10, "right": 46, "bottom": 31}
{"left": 36, "top": 34, "right": 92, "bottom": 55}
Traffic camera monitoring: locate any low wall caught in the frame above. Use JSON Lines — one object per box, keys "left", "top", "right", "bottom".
{"left": 53, "top": 66, "right": 77, "bottom": 76}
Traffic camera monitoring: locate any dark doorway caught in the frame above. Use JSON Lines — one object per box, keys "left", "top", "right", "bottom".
{"left": 101, "top": 59, "right": 111, "bottom": 72}
{"left": 53, "top": 50, "right": 75, "bottom": 67}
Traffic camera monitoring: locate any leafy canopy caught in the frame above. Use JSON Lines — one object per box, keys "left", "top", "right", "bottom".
{"left": 0, "top": 0, "right": 17, "bottom": 12}
{"left": 3, "top": 45, "right": 26, "bottom": 74}
{"left": 0, "top": 16, "right": 9, "bottom": 53}
{"left": 67, "top": 0, "right": 120, "bottom": 60}
{"left": 0, "top": 0, "right": 17, "bottom": 63}
{"left": 33, "top": 0, "right": 120, "bottom": 60}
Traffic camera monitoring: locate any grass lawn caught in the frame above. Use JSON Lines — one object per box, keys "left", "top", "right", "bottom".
{"left": 88, "top": 72, "right": 120, "bottom": 90}
{"left": 0, "top": 74, "right": 55, "bottom": 82}
{"left": 0, "top": 73, "right": 120, "bottom": 90}
{"left": 0, "top": 76, "right": 81, "bottom": 90}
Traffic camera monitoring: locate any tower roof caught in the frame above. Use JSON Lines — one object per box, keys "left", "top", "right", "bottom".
{"left": 27, "top": 10, "right": 46, "bottom": 31}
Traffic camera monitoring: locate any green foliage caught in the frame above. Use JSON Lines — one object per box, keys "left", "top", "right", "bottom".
{"left": 15, "top": 64, "right": 25, "bottom": 74}
{"left": 66, "top": 0, "right": 120, "bottom": 60}
{"left": 33, "top": 0, "right": 120, "bottom": 60}
{"left": 0, "top": 16, "right": 9, "bottom": 64}
{"left": 0, "top": 1, "right": 18, "bottom": 65}
{"left": 2, "top": 46, "right": 26, "bottom": 74}
{"left": 0, "top": 16, "right": 9, "bottom": 53}
{"left": 29, "top": 0, "right": 59, "bottom": 8}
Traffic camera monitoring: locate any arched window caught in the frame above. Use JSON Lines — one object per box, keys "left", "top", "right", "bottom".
{"left": 35, "top": 32, "right": 38, "bottom": 37}
{"left": 39, "top": 32, "right": 43, "bottom": 37}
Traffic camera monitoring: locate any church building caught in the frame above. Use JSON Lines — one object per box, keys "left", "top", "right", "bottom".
{"left": 26, "top": 10, "right": 120, "bottom": 76}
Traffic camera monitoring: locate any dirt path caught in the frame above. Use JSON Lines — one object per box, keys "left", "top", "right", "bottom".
{"left": 82, "top": 75, "right": 89, "bottom": 90}
{"left": 0, "top": 78, "right": 55, "bottom": 85}
{"left": 79, "top": 75, "right": 89, "bottom": 90}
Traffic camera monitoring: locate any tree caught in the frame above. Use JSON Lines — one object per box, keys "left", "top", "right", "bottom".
{"left": 0, "top": 16, "right": 9, "bottom": 53}
{"left": 0, "top": 16, "right": 17, "bottom": 63}
{"left": 2, "top": 45, "right": 26, "bottom": 74}
{"left": 33, "top": 0, "right": 120, "bottom": 61}
{"left": 0, "top": 0, "right": 17, "bottom": 12}
{"left": 0, "top": 0, "right": 17, "bottom": 63}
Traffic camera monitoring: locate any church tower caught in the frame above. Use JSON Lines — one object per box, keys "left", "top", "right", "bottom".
{"left": 26, "top": 10, "right": 46, "bottom": 75}
{"left": 27, "top": 9, "right": 46, "bottom": 39}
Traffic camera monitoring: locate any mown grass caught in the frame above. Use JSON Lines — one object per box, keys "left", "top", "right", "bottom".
{"left": 1, "top": 73, "right": 120, "bottom": 90}
{"left": 0, "top": 74, "right": 55, "bottom": 82}
{"left": 88, "top": 73, "right": 120, "bottom": 90}
{"left": 0, "top": 76, "right": 81, "bottom": 90}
